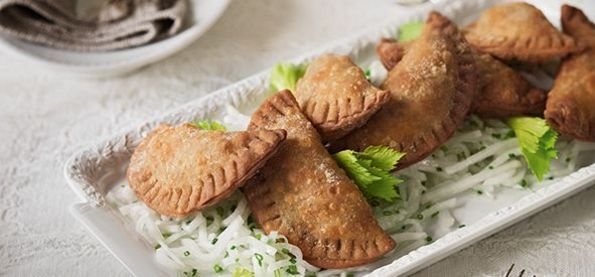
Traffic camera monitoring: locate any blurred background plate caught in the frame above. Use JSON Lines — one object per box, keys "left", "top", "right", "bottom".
{"left": 0, "top": 0, "right": 230, "bottom": 78}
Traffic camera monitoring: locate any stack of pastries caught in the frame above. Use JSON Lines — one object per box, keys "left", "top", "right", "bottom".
{"left": 126, "top": 3, "right": 595, "bottom": 268}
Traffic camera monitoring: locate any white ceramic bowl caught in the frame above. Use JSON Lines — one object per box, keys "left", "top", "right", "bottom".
{"left": 0, "top": 0, "right": 230, "bottom": 78}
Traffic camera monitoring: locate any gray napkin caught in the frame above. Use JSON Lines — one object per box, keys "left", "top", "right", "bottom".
{"left": 0, "top": 0, "right": 187, "bottom": 51}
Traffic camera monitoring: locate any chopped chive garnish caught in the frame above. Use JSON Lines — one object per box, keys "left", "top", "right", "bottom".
{"left": 431, "top": 211, "right": 440, "bottom": 218}
{"left": 290, "top": 258, "right": 296, "bottom": 264}
{"left": 255, "top": 253, "right": 264, "bottom": 266}
{"left": 440, "top": 145, "right": 449, "bottom": 152}
{"left": 436, "top": 167, "right": 443, "bottom": 172}
{"left": 211, "top": 238, "right": 218, "bottom": 244}
{"left": 548, "top": 176, "right": 554, "bottom": 180}
{"left": 492, "top": 133, "right": 501, "bottom": 139}
{"left": 520, "top": 179, "right": 528, "bottom": 188}
{"left": 508, "top": 153, "right": 516, "bottom": 159}
{"left": 504, "top": 130, "right": 515, "bottom": 139}
{"left": 276, "top": 237, "right": 287, "bottom": 243}
{"left": 417, "top": 214, "right": 424, "bottom": 220}
{"left": 255, "top": 233, "right": 262, "bottom": 240}
{"left": 184, "top": 268, "right": 198, "bottom": 277}
{"left": 425, "top": 236, "right": 433, "bottom": 242}
{"left": 183, "top": 269, "right": 198, "bottom": 277}
{"left": 382, "top": 210, "right": 393, "bottom": 216}
{"left": 216, "top": 207, "right": 224, "bottom": 217}
{"left": 488, "top": 165, "right": 494, "bottom": 170}
{"left": 566, "top": 157, "right": 571, "bottom": 163}
{"left": 154, "top": 244, "right": 161, "bottom": 250}
{"left": 213, "top": 264, "right": 223, "bottom": 273}
{"left": 458, "top": 224, "right": 466, "bottom": 228}
{"left": 162, "top": 232, "right": 171, "bottom": 239}
{"left": 286, "top": 265, "right": 299, "bottom": 275}
{"left": 184, "top": 251, "right": 190, "bottom": 256}
{"left": 230, "top": 245, "right": 237, "bottom": 250}
{"left": 281, "top": 248, "right": 290, "bottom": 255}
{"left": 476, "top": 190, "right": 483, "bottom": 195}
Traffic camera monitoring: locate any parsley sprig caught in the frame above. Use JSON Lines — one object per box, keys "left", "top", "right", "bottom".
{"left": 333, "top": 146, "right": 405, "bottom": 202}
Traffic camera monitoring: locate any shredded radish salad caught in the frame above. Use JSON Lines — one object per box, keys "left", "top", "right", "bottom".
{"left": 107, "top": 110, "right": 594, "bottom": 277}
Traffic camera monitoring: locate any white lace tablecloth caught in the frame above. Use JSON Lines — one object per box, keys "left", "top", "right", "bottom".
{"left": 1, "top": 0, "right": 595, "bottom": 276}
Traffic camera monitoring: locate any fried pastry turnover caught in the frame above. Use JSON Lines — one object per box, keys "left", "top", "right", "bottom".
{"left": 473, "top": 53, "right": 546, "bottom": 118}
{"left": 295, "top": 54, "right": 390, "bottom": 141}
{"left": 243, "top": 90, "right": 395, "bottom": 269}
{"left": 127, "top": 124, "right": 286, "bottom": 217}
{"left": 333, "top": 12, "right": 478, "bottom": 168}
{"left": 545, "top": 5, "right": 595, "bottom": 141}
{"left": 376, "top": 38, "right": 546, "bottom": 118}
{"left": 464, "top": 2, "right": 583, "bottom": 63}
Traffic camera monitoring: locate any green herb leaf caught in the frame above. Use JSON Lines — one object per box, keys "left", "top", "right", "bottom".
{"left": 507, "top": 117, "right": 559, "bottom": 181}
{"left": 365, "top": 165, "right": 401, "bottom": 200}
{"left": 397, "top": 22, "right": 424, "bottom": 42}
{"left": 269, "top": 63, "right": 307, "bottom": 93}
{"left": 362, "top": 145, "right": 406, "bottom": 171}
{"left": 192, "top": 119, "right": 227, "bottom": 131}
{"left": 333, "top": 146, "right": 405, "bottom": 202}
{"left": 333, "top": 150, "right": 378, "bottom": 189}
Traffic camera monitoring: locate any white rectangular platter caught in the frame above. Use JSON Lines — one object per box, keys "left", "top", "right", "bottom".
{"left": 65, "top": 0, "right": 595, "bottom": 276}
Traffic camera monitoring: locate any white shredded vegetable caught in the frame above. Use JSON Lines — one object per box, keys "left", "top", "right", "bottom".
{"left": 107, "top": 112, "right": 593, "bottom": 276}
{"left": 107, "top": 190, "right": 318, "bottom": 276}
{"left": 355, "top": 116, "right": 589, "bottom": 275}
{"left": 366, "top": 60, "right": 388, "bottom": 87}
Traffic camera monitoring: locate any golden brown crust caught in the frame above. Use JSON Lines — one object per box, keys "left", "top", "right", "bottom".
{"left": 331, "top": 12, "right": 478, "bottom": 168}
{"left": 376, "top": 37, "right": 546, "bottom": 118}
{"left": 244, "top": 90, "right": 395, "bottom": 269}
{"left": 561, "top": 4, "right": 595, "bottom": 48}
{"left": 295, "top": 54, "right": 390, "bottom": 141}
{"left": 376, "top": 38, "right": 409, "bottom": 70}
{"left": 545, "top": 5, "right": 595, "bottom": 141}
{"left": 464, "top": 2, "right": 583, "bottom": 63}
{"left": 127, "top": 124, "right": 287, "bottom": 217}
{"left": 473, "top": 53, "right": 546, "bottom": 118}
